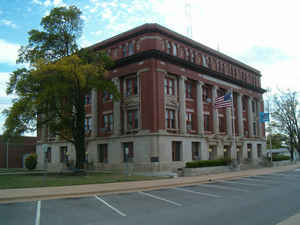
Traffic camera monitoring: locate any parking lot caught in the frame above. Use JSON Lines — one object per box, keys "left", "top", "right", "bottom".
{"left": 2, "top": 169, "right": 300, "bottom": 225}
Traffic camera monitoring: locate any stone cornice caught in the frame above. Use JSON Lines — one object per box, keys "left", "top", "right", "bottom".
{"left": 111, "top": 49, "right": 266, "bottom": 94}
{"left": 89, "top": 23, "right": 261, "bottom": 76}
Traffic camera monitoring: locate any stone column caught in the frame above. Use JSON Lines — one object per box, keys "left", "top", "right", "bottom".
{"left": 212, "top": 85, "right": 219, "bottom": 134}
{"left": 179, "top": 76, "right": 186, "bottom": 134}
{"left": 91, "top": 89, "right": 98, "bottom": 137}
{"left": 113, "top": 77, "right": 121, "bottom": 135}
{"left": 196, "top": 80, "right": 204, "bottom": 135}
{"left": 248, "top": 96, "right": 254, "bottom": 137}
{"left": 226, "top": 103, "right": 232, "bottom": 136}
{"left": 237, "top": 93, "right": 244, "bottom": 137}
{"left": 257, "top": 100, "right": 263, "bottom": 138}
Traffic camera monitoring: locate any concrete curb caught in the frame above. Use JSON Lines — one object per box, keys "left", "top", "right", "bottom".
{"left": 0, "top": 164, "right": 299, "bottom": 203}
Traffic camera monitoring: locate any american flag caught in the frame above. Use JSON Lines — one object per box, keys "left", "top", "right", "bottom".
{"left": 215, "top": 92, "right": 233, "bottom": 109}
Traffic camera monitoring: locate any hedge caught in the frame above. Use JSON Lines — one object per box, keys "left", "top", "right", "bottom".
{"left": 186, "top": 159, "right": 231, "bottom": 168}
{"left": 272, "top": 155, "right": 290, "bottom": 162}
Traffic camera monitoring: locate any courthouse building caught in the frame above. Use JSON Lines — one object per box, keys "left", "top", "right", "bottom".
{"left": 36, "top": 23, "right": 266, "bottom": 172}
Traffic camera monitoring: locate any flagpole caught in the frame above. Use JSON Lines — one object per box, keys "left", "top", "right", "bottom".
{"left": 231, "top": 89, "right": 237, "bottom": 164}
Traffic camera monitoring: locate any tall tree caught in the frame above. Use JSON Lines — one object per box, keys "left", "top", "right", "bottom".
{"left": 3, "top": 6, "right": 118, "bottom": 169}
{"left": 272, "top": 90, "right": 300, "bottom": 160}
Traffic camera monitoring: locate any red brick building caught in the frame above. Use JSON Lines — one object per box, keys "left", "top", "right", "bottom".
{"left": 37, "top": 24, "right": 266, "bottom": 172}
{"left": 0, "top": 136, "right": 36, "bottom": 168}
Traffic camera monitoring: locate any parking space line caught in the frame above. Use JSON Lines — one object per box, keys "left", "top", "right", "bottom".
{"left": 278, "top": 173, "right": 300, "bottom": 178}
{"left": 138, "top": 191, "right": 182, "bottom": 206}
{"left": 172, "top": 187, "right": 221, "bottom": 198}
{"left": 220, "top": 180, "right": 270, "bottom": 187}
{"left": 268, "top": 174, "right": 299, "bottom": 179}
{"left": 95, "top": 195, "right": 126, "bottom": 217}
{"left": 199, "top": 184, "right": 250, "bottom": 192}
{"left": 239, "top": 177, "right": 279, "bottom": 183}
{"left": 35, "top": 200, "right": 41, "bottom": 225}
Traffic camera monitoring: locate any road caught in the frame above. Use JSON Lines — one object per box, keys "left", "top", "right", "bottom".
{"left": 1, "top": 170, "right": 300, "bottom": 225}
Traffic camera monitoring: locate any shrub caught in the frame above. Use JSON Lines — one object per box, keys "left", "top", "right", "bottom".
{"left": 25, "top": 153, "right": 37, "bottom": 170}
{"left": 272, "top": 155, "right": 290, "bottom": 162}
{"left": 186, "top": 159, "right": 231, "bottom": 168}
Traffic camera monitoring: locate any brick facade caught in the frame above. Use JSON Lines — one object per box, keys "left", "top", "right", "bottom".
{"left": 37, "top": 24, "right": 266, "bottom": 172}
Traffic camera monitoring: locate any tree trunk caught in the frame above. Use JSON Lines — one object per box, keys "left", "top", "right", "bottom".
{"left": 74, "top": 95, "right": 86, "bottom": 169}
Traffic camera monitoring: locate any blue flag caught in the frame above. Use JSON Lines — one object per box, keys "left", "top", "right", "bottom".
{"left": 259, "top": 112, "right": 269, "bottom": 123}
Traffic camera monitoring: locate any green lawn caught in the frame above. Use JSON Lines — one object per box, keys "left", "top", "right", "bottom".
{"left": 0, "top": 172, "right": 165, "bottom": 189}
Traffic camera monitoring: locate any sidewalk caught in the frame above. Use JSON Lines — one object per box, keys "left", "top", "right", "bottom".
{"left": 0, "top": 164, "right": 299, "bottom": 203}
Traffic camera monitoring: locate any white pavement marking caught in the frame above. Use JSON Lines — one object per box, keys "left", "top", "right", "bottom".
{"left": 172, "top": 187, "right": 221, "bottom": 198}
{"left": 138, "top": 191, "right": 182, "bottom": 206}
{"left": 220, "top": 180, "right": 270, "bottom": 187}
{"left": 278, "top": 173, "right": 300, "bottom": 178}
{"left": 268, "top": 173, "right": 299, "bottom": 179}
{"left": 34, "top": 200, "right": 41, "bottom": 225}
{"left": 295, "top": 169, "right": 300, "bottom": 172}
{"left": 239, "top": 177, "right": 279, "bottom": 183}
{"left": 199, "top": 184, "right": 250, "bottom": 192}
{"left": 95, "top": 195, "right": 126, "bottom": 217}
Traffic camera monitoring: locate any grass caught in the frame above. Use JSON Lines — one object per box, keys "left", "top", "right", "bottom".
{"left": 0, "top": 172, "right": 166, "bottom": 189}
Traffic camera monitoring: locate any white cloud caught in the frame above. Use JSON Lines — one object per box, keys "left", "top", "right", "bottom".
{"left": 53, "top": 0, "right": 66, "bottom": 7}
{"left": 1, "top": 19, "right": 17, "bottom": 29}
{"left": 0, "top": 39, "right": 19, "bottom": 65}
{"left": 32, "top": 0, "right": 42, "bottom": 5}
{"left": 44, "top": 0, "right": 51, "bottom": 6}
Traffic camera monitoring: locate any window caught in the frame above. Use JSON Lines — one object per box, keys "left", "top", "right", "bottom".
{"left": 253, "top": 122, "right": 257, "bottom": 136}
{"left": 123, "top": 142, "right": 134, "bottom": 162}
{"left": 257, "top": 144, "right": 262, "bottom": 157}
{"left": 166, "top": 109, "right": 175, "bottom": 129}
{"left": 122, "top": 44, "right": 127, "bottom": 57}
{"left": 102, "top": 91, "right": 112, "bottom": 102}
{"left": 242, "top": 97, "right": 247, "bottom": 111}
{"left": 191, "top": 51, "right": 195, "bottom": 63}
{"left": 252, "top": 100, "right": 256, "bottom": 113}
{"left": 98, "top": 144, "right": 108, "bottom": 163}
{"left": 192, "top": 142, "right": 200, "bottom": 160}
{"left": 127, "top": 110, "right": 138, "bottom": 130}
{"left": 172, "top": 43, "right": 177, "bottom": 56}
{"left": 172, "top": 141, "right": 181, "bottom": 161}
{"left": 247, "top": 144, "right": 252, "bottom": 159}
{"left": 103, "top": 114, "right": 113, "bottom": 132}
{"left": 202, "top": 85, "right": 210, "bottom": 101}
{"left": 185, "top": 48, "right": 190, "bottom": 60}
{"left": 207, "top": 57, "right": 211, "bottom": 68}
{"left": 60, "top": 146, "right": 67, "bottom": 163}
{"left": 204, "top": 114, "right": 210, "bottom": 131}
{"left": 166, "top": 41, "right": 171, "bottom": 54}
{"left": 185, "top": 81, "right": 193, "bottom": 98}
{"left": 217, "top": 88, "right": 226, "bottom": 97}
{"left": 219, "top": 115, "right": 225, "bottom": 133}
{"left": 202, "top": 55, "right": 207, "bottom": 67}
{"left": 164, "top": 77, "right": 175, "bottom": 95}
{"left": 126, "top": 77, "right": 138, "bottom": 96}
{"left": 84, "top": 117, "right": 92, "bottom": 132}
{"left": 84, "top": 93, "right": 91, "bottom": 105}
{"left": 128, "top": 42, "right": 134, "bottom": 56}
{"left": 46, "top": 147, "right": 51, "bottom": 163}
{"left": 186, "top": 112, "right": 193, "bottom": 131}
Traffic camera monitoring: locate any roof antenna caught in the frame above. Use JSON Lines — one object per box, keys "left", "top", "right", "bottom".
{"left": 185, "top": 0, "right": 192, "bottom": 39}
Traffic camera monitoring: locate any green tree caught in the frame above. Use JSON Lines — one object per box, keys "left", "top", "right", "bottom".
{"left": 3, "top": 6, "right": 119, "bottom": 169}
{"left": 272, "top": 90, "right": 300, "bottom": 160}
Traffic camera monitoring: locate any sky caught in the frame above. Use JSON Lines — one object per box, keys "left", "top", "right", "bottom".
{"left": 0, "top": 0, "right": 299, "bottom": 134}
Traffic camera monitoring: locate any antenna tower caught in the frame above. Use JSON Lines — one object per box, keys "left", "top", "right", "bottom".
{"left": 185, "top": 0, "right": 193, "bottom": 38}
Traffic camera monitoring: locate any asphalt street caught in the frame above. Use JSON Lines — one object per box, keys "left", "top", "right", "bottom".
{"left": 1, "top": 170, "right": 300, "bottom": 225}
